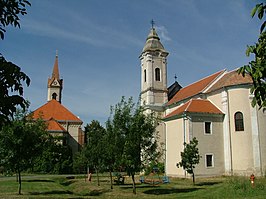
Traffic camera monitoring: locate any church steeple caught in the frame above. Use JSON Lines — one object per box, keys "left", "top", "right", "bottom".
{"left": 52, "top": 51, "right": 60, "bottom": 79}
{"left": 47, "top": 51, "right": 63, "bottom": 103}
{"left": 140, "top": 24, "right": 169, "bottom": 113}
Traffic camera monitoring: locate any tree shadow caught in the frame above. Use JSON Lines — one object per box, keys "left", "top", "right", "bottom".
{"left": 143, "top": 187, "right": 200, "bottom": 195}
{"left": 29, "top": 190, "right": 73, "bottom": 195}
{"left": 60, "top": 180, "right": 75, "bottom": 186}
{"left": 196, "top": 181, "right": 222, "bottom": 186}
{"left": 24, "top": 179, "right": 55, "bottom": 183}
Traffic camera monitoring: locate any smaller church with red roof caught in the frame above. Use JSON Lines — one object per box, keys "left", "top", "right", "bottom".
{"left": 32, "top": 53, "right": 84, "bottom": 153}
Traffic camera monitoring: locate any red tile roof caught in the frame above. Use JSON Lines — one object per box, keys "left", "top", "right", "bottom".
{"left": 207, "top": 69, "right": 253, "bottom": 92}
{"left": 46, "top": 118, "right": 66, "bottom": 132}
{"left": 167, "top": 70, "right": 225, "bottom": 106}
{"left": 32, "top": 99, "right": 82, "bottom": 123}
{"left": 165, "top": 99, "right": 224, "bottom": 120}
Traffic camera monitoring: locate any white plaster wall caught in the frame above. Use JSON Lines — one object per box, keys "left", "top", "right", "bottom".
{"left": 165, "top": 119, "right": 185, "bottom": 176}
{"left": 228, "top": 88, "right": 254, "bottom": 174}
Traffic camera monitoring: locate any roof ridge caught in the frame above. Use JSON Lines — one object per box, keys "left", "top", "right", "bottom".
{"left": 184, "top": 99, "right": 193, "bottom": 112}
{"left": 182, "top": 69, "right": 225, "bottom": 89}
{"left": 203, "top": 69, "right": 226, "bottom": 93}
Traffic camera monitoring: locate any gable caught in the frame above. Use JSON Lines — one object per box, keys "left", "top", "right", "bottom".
{"left": 165, "top": 99, "right": 224, "bottom": 121}
{"left": 206, "top": 69, "right": 253, "bottom": 93}
{"left": 46, "top": 118, "right": 66, "bottom": 132}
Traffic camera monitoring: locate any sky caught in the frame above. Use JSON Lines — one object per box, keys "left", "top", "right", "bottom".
{"left": 0, "top": 0, "right": 262, "bottom": 126}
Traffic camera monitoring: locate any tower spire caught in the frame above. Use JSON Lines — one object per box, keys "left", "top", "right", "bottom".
{"left": 47, "top": 50, "right": 63, "bottom": 103}
{"left": 52, "top": 50, "right": 59, "bottom": 79}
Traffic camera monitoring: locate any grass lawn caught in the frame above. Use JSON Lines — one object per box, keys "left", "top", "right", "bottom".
{"left": 0, "top": 174, "right": 266, "bottom": 198}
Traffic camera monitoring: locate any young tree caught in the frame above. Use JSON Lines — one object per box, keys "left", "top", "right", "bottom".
{"left": 106, "top": 97, "right": 158, "bottom": 194}
{"left": 176, "top": 137, "right": 201, "bottom": 185}
{"left": 0, "top": 111, "right": 49, "bottom": 194}
{"left": 103, "top": 98, "right": 131, "bottom": 189}
{"left": 83, "top": 120, "right": 106, "bottom": 186}
{"left": 0, "top": 0, "right": 31, "bottom": 128}
{"left": 239, "top": 2, "right": 266, "bottom": 108}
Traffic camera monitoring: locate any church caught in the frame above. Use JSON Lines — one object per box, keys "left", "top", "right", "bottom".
{"left": 31, "top": 54, "right": 85, "bottom": 153}
{"left": 140, "top": 26, "right": 266, "bottom": 177}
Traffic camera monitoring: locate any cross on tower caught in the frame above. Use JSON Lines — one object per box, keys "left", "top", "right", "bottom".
{"left": 174, "top": 74, "right": 177, "bottom": 82}
{"left": 151, "top": 19, "right": 155, "bottom": 29}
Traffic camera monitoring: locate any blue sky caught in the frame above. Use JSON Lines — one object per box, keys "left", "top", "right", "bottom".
{"left": 0, "top": 0, "right": 261, "bottom": 125}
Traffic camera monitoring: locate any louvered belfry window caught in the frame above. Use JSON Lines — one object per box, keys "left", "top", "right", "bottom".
{"left": 155, "top": 68, "right": 160, "bottom": 81}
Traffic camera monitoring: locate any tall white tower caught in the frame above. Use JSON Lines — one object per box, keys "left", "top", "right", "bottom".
{"left": 140, "top": 26, "right": 169, "bottom": 113}
{"left": 47, "top": 52, "right": 63, "bottom": 103}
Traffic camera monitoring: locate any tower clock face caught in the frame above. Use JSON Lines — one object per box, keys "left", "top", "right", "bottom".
{"left": 53, "top": 81, "right": 57, "bottom": 85}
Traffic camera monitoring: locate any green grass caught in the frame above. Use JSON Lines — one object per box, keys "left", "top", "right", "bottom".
{"left": 0, "top": 174, "right": 266, "bottom": 198}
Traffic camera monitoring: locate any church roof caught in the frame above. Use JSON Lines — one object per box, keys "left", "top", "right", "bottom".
{"left": 46, "top": 118, "right": 66, "bottom": 132}
{"left": 142, "top": 28, "right": 168, "bottom": 53}
{"left": 165, "top": 99, "right": 224, "bottom": 120}
{"left": 32, "top": 99, "right": 82, "bottom": 123}
{"left": 168, "top": 81, "right": 182, "bottom": 101}
{"left": 167, "top": 70, "right": 225, "bottom": 106}
{"left": 206, "top": 69, "right": 253, "bottom": 93}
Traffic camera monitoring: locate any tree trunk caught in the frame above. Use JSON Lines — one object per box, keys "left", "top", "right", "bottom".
{"left": 18, "top": 169, "right": 22, "bottom": 195}
{"left": 109, "top": 170, "right": 113, "bottom": 189}
{"left": 132, "top": 174, "right": 136, "bottom": 194}
{"left": 96, "top": 168, "right": 100, "bottom": 186}
{"left": 192, "top": 171, "right": 195, "bottom": 185}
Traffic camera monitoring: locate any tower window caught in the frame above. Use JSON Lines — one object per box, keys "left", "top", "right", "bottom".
{"left": 52, "top": 93, "right": 57, "bottom": 100}
{"left": 144, "top": 69, "right": 147, "bottom": 82}
{"left": 155, "top": 68, "right": 160, "bottom": 81}
{"left": 234, "top": 112, "right": 244, "bottom": 131}
{"left": 204, "top": 122, "right": 212, "bottom": 134}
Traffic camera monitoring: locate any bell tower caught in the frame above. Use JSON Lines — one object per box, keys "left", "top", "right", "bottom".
{"left": 140, "top": 25, "right": 169, "bottom": 113}
{"left": 47, "top": 51, "right": 63, "bottom": 103}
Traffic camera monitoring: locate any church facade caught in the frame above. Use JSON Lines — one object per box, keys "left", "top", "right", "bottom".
{"left": 32, "top": 54, "right": 85, "bottom": 153}
{"left": 140, "top": 27, "right": 266, "bottom": 177}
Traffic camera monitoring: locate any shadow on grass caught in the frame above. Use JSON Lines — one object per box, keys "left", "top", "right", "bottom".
{"left": 143, "top": 187, "right": 200, "bottom": 195}
{"left": 30, "top": 189, "right": 108, "bottom": 197}
{"left": 196, "top": 181, "right": 222, "bottom": 186}
{"left": 24, "top": 179, "right": 55, "bottom": 183}
{"left": 60, "top": 180, "right": 75, "bottom": 186}
{"left": 29, "top": 190, "right": 73, "bottom": 195}
{"left": 119, "top": 184, "right": 157, "bottom": 189}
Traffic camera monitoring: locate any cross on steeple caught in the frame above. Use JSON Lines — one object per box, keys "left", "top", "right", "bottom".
{"left": 151, "top": 19, "right": 155, "bottom": 29}
{"left": 174, "top": 74, "right": 177, "bottom": 82}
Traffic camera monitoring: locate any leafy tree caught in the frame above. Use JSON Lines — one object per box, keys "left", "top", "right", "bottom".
{"left": 0, "top": 0, "right": 31, "bottom": 39}
{"left": 83, "top": 120, "right": 106, "bottom": 186}
{"left": 73, "top": 150, "right": 87, "bottom": 174}
{"left": 33, "top": 139, "right": 73, "bottom": 174}
{"left": 103, "top": 98, "right": 132, "bottom": 189}
{"left": 0, "top": 110, "right": 49, "bottom": 194}
{"left": 106, "top": 97, "right": 158, "bottom": 194}
{"left": 176, "top": 137, "right": 201, "bottom": 185}
{"left": 0, "top": 0, "right": 31, "bottom": 128}
{"left": 239, "top": 2, "right": 266, "bottom": 108}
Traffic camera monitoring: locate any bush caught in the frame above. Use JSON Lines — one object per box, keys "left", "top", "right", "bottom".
{"left": 144, "top": 161, "right": 164, "bottom": 175}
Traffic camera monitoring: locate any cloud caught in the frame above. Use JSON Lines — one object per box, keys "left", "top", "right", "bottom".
{"left": 156, "top": 25, "right": 171, "bottom": 42}
{"left": 23, "top": 16, "right": 143, "bottom": 49}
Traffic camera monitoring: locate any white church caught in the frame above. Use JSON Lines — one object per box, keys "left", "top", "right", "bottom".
{"left": 140, "top": 27, "right": 266, "bottom": 177}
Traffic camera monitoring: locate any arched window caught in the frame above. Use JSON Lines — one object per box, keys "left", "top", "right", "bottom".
{"left": 155, "top": 68, "right": 160, "bottom": 81}
{"left": 234, "top": 112, "right": 244, "bottom": 131}
{"left": 52, "top": 93, "right": 57, "bottom": 100}
{"left": 144, "top": 69, "right": 146, "bottom": 82}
